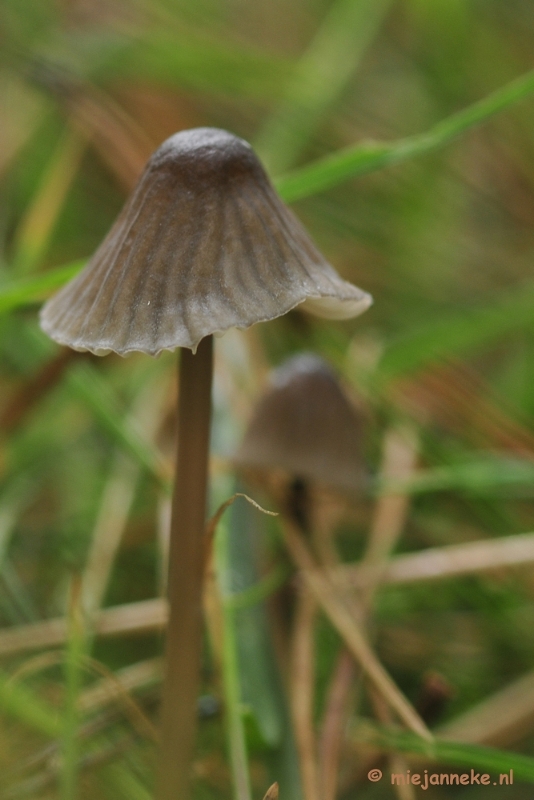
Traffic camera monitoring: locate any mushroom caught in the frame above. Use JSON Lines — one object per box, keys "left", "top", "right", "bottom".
{"left": 234, "top": 354, "right": 367, "bottom": 799}
{"left": 235, "top": 352, "right": 367, "bottom": 559}
{"left": 39, "top": 127, "right": 372, "bottom": 800}
{"left": 235, "top": 352, "right": 366, "bottom": 497}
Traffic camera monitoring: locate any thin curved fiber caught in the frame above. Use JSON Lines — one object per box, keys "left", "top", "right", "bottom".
{"left": 40, "top": 128, "right": 372, "bottom": 356}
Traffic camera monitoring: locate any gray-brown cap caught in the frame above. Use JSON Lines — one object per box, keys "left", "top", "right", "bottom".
{"left": 234, "top": 354, "right": 366, "bottom": 493}
{"left": 40, "top": 128, "right": 372, "bottom": 356}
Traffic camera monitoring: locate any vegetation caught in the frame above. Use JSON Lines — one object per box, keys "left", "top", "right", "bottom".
{"left": 2, "top": 1, "right": 534, "bottom": 798}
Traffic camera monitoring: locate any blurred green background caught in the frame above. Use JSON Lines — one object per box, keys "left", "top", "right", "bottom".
{"left": 3, "top": 0, "right": 534, "bottom": 798}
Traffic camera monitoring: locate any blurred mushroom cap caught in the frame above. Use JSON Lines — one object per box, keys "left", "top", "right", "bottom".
{"left": 40, "top": 128, "right": 371, "bottom": 356}
{"left": 234, "top": 353, "right": 366, "bottom": 492}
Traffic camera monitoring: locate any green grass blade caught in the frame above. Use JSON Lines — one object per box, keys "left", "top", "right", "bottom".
{"left": 0, "top": 477, "right": 38, "bottom": 626}
{"left": 357, "top": 723, "right": 534, "bottom": 782}
{"left": 10, "top": 130, "right": 86, "bottom": 276}
{"left": 225, "top": 493, "right": 302, "bottom": 798}
{"left": 0, "top": 669, "right": 61, "bottom": 738}
{"left": 215, "top": 517, "right": 253, "bottom": 800}
{"left": 67, "top": 364, "right": 170, "bottom": 491}
{"left": 225, "top": 495, "right": 283, "bottom": 749}
{"left": 101, "top": 763, "right": 152, "bottom": 800}
{"left": 60, "top": 579, "right": 86, "bottom": 800}
{"left": 0, "top": 261, "right": 84, "bottom": 314}
{"left": 376, "top": 281, "right": 534, "bottom": 384}
{"left": 1, "top": 315, "right": 168, "bottom": 491}
{"left": 225, "top": 562, "right": 291, "bottom": 612}
{"left": 96, "top": 33, "right": 290, "bottom": 100}
{"left": 378, "top": 456, "right": 534, "bottom": 496}
{"left": 276, "top": 68, "right": 534, "bottom": 202}
{"left": 210, "top": 488, "right": 301, "bottom": 799}
{"left": 0, "top": 477, "right": 35, "bottom": 566}
{"left": 2, "top": 561, "right": 38, "bottom": 622}
{"left": 256, "top": 0, "right": 392, "bottom": 173}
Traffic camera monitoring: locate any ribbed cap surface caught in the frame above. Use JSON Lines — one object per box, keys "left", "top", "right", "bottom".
{"left": 235, "top": 354, "right": 366, "bottom": 492}
{"left": 40, "top": 128, "right": 371, "bottom": 356}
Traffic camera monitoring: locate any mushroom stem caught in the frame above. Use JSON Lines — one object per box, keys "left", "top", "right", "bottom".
{"left": 157, "top": 335, "right": 214, "bottom": 800}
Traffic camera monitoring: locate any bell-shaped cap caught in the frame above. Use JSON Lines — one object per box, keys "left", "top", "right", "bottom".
{"left": 234, "top": 354, "right": 366, "bottom": 493}
{"left": 40, "top": 128, "right": 372, "bottom": 356}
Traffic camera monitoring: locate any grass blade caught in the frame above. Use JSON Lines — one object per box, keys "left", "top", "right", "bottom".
{"left": 60, "top": 577, "right": 86, "bottom": 800}
{"left": 376, "top": 281, "right": 534, "bottom": 384}
{"left": 67, "top": 363, "right": 170, "bottom": 490}
{"left": 357, "top": 723, "right": 534, "bottom": 783}
{"left": 215, "top": 516, "right": 253, "bottom": 800}
{"left": 11, "top": 129, "right": 86, "bottom": 275}
{"left": 276, "top": 68, "right": 534, "bottom": 202}
{"left": 215, "top": 488, "right": 302, "bottom": 798}
{"left": 0, "top": 669, "right": 61, "bottom": 738}
{"left": 96, "top": 33, "right": 290, "bottom": 100}
{"left": 377, "top": 456, "right": 534, "bottom": 497}
{"left": 256, "top": 0, "right": 392, "bottom": 173}
{"left": 0, "top": 261, "right": 84, "bottom": 314}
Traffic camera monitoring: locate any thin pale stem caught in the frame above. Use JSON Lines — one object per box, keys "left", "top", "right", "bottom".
{"left": 61, "top": 575, "right": 86, "bottom": 800}
{"left": 156, "top": 336, "right": 213, "bottom": 800}
{"left": 282, "top": 520, "right": 431, "bottom": 741}
{"left": 290, "top": 586, "right": 319, "bottom": 800}
{"left": 319, "top": 649, "right": 354, "bottom": 800}
{"left": 318, "top": 426, "right": 419, "bottom": 800}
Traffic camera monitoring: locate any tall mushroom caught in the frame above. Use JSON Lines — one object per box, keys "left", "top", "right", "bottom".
{"left": 39, "top": 127, "right": 372, "bottom": 800}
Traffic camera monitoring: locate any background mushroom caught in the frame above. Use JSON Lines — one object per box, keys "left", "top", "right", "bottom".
{"left": 233, "top": 353, "right": 367, "bottom": 799}
{"left": 39, "top": 128, "right": 371, "bottom": 800}
{"left": 235, "top": 352, "right": 367, "bottom": 556}
{"left": 235, "top": 353, "right": 366, "bottom": 491}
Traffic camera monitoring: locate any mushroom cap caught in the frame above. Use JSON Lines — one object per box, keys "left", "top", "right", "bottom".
{"left": 234, "top": 353, "right": 366, "bottom": 493}
{"left": 40, "top": 128, "right": 372, "bottom": 356}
